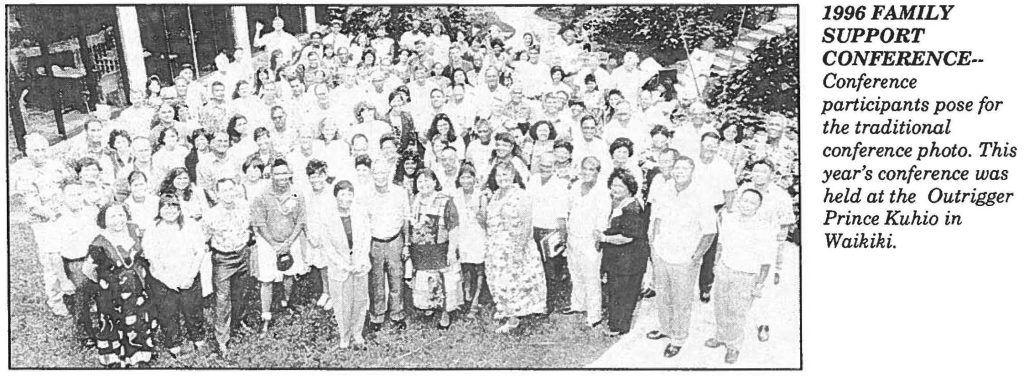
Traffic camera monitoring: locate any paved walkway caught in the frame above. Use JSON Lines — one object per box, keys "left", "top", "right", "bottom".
{"left": 587, "top": 243, "right": 801, "bottom": 369}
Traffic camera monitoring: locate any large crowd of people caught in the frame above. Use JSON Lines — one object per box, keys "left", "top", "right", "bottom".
{"left": 12, "top": 14, "right": 799, "bottom": 368}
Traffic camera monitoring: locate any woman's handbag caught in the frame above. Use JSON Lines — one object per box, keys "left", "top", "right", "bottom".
{"left": 276, "top": 252, "right": 294, "bottom": 271}
{"left": 412, "top": 270, "right": 445, "bottom": 310}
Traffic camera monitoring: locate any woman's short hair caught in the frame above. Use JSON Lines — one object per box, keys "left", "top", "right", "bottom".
{"left": 127, "top": 170, "right": 148, "bottom": 186}
{"left": 242, "top": 155, "right": 265, "bottom": 175}
{"left": 454, "top": 162, "right": 477, "bottom": 189}
{"left": 650, "top": 124, "right": 674, "bottom": 139}
{"left": 355, "top": 154, "right": 373, "bottom": 169}
{"left": 333, "top": 179, "right": 355, "bottom": 196}
{"left": 306, "top": 159, "right": 328, "bottom": 177}
{"left": 353, "top": 101, "right": 376, "bottom": 123}
{"left": 155, "top": 193, "right": 184, "bottom": 229}
{"left": 253, "top": 127, "right": 271, "bottom": 142}
{"left": 107, "top": 129, "right": 131, "bottom": 150}
{"left": 412, "top": 167, "right": 443, "bottom": 194}
{"left": 74, "top": 157, "right": 102, "bottom": 175}
{"left": 607, "top": 167, "right": 639, "bottom": 196}
{"left": 529, "top": 120, "right": 557, "bottom": 141}
{"left": 95, "top": 201, "right": 131, "bottom": 229}
{"left": 608, "top": 137, "right": 635, "bottom": 157}
{"left": 553, "top": 139, "right": 574, "bottom": 154}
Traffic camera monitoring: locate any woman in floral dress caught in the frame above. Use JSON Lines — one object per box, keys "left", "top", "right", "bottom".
{"left": 479, "top": 160, "right": 547, "bottom": 333}
{"left": 87, "top": 202, "right": 157, "bottom": 367}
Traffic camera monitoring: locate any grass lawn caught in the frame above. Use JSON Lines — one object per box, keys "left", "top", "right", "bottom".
{"left": 7, "top": 219, "right": 618, "bottom": 368}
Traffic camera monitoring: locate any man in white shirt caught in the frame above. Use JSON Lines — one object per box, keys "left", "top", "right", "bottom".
{"left": 571, "top": 115, "right": 613, "bottom": 172}
{"left": 739, "top": 160, "right": 796, "bottom": 342}
{"left": 705, "top": 189, "right": 774, "bottom": 364}
{"left": 565, "top": 156, "right": 611, "bottom": 326}
{"left": 269, "top": 106, "right": 298, "bottom": 154}
{"left": 694, "top": 132, "right": 738, "bottom": 303}
{"left": 399, "top": 19, "right": 427, "bottom": 51}
{"left": 610, "top": 51, "right": 646, "bottom": 103}
{"left": 645, "top": 155, "right": 718, "bottom": 358}
{"left": 253, "top": 17, "right": 300, "bottom": 65}
{"left": 603, "top": 109, "right": 652, "bottom": 152}
{"left": 366, "top": 161, "right": 410, "bottom": 331}
{"left": 526, "top": 152, "right": 572, "bottom": 314}
{"left": 370, "top": 26, "right": 396, "bottom": 57}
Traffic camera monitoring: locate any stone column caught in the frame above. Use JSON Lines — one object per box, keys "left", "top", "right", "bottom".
{"left": 231, "top": 6, "right": 251, "bottom": 53}
{"left": 304, "top": 6, "right": 318, "bottom": 33}
{"left": 116, "top": 6, "right": 147, "bottom": 94}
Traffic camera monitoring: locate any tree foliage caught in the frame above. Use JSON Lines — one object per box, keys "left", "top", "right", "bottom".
{"left": 326, "top": 6, "right": 475, "bottom": 39}
{"left": 706, "top": 28, "right": 799, "bottom": 118}
{"left": 554, "top": 6, "right": 777, "bottom": 63}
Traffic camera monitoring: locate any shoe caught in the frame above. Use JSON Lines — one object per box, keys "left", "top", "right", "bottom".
{"left": 496, "top": 318, "right": 520, "bottom": 334}
{"left": 391, "top": 319, "right": 407, "bottom": 331}
{"left": 663, "top": 344, "right": 682, "bottom": 358}
{"left": 424, "top": 310, "right": 436, "bottom": 317}
{"left": 700, "top": 291, "right": 711, "bottom": 303}
{"left": 260, "top": 313, "right": 272, "bottom": 336}
{"left": 588, "top": 319, "right": 604, "bottom": 329}
{"left": 337, "top": 340, "right": 350, "bottom": 350}
{"left": 316, "top": 294, "right": 329, "bottom": 307}
{"left": 640, "top": 288, "right": 656, "bottom": 299}
{"left": 438, "top": 312, "right": 451, "bottom": 330}
{"left": 603, "top": 329, "right": 623, "bottom": 337}
{"left": 774, "top": 273, "right": 781, "bottom": 285}
{"left": 758, "top": 325, "right": 770, "bottom": 342}
{"left": 351, "top": 335, "right": 367, "bottom": 350}
{"left": 168, "top": 346, "right": 181, "bottom": 359}
{"left": 217, "top": 342, "right": 228, "bottom": 356}
{"left": 81, "top": 338, "right": 97, "bottom": 349}
{"left": 725, "top": 348, "right": 740, "bottom": 364}
{"left": 705, "top": 338, "right": 724, "bottom": 348}
{"left": 323, "top": 297, "right": 333, "bottom": 310}
{"left": 280, "top": 299, "right": 290, "bottom": 310}
{"left": 560, "top": 307, "right": 581, "bottom": 315}
{"left": 646, "top": 330, "right": 669, "bottom": 340}
{"left": 369, "top": 322, "right": 383, "bottom": 332}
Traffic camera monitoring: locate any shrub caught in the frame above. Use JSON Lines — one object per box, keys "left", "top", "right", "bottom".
{"left": 705, "top": 28, "right": 799, "bottom": 117}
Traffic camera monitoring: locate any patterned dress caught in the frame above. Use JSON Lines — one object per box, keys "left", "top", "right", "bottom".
{"left": 88, "top": 225, "right": 157, "bottom": 367}
{"left": 484, "top": 188, "right": 547, "bottom": 319}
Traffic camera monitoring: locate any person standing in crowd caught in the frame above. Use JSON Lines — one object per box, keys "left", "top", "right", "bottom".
{"left": 65, "top": 119, "right": 116, "bottom": 184}
{"left": 75, "top": 157, "right": 114, "bottom": 208}
{"left": 645, "top": 155, "right": 717, "bottom": 358}
{"left": 12, "top": 133, "right": 74, "bottom": 317}
{"left": 407, "top": 167, "right": 461, "bottom": 329}
{"left": 329, "top": 180, "right": 372, "bottom": 349}
{"left": 705, "top": 189, "right": 774, "bottom": 364}
{"left": 302, "top": 160, "right": 337, "bottom": 309}
{"left": 525, "top": 152, "right": 570, "bottom": 314}
{"left": 480, "top": 161, "right": 547, "bottom": 333}
{"left": 201, "top": 177, "right": 253, "bottom": 354}
{"left": 251, "top": 159, "right": 308, "bottom": 334}
{"left": 367, "top": 159, "right": 411, "bottom": 331}
{"left": 598, "top": 168, "right": 649, "bottom": 336}
{"left": 452, "top": 163, "right": 489, "bottom": 314}
{"left": 254, "top": 17, "right": 301, "bottom": 65}
{"left": 55, "top": 182, "right": 99, "bottom": 347}
{"left": 87, "top": 202, "right": 156, "bottom": 368}
{"left": 740, "top": 160, "right": 796, "bottom": 342}
{"left": 199, "top": 82, "right": 231, "bottom": 133}
{"left": 143, "top": 194, "right": 208, "bottom": 358}
{"left": 572, "top": 116, "right": 612, "bottom": 172}
{"left": 565, "top": 156, "right": 610, "bottom": 328}
{"left": 694, "top": 131, "right": 737, "bottom": 303}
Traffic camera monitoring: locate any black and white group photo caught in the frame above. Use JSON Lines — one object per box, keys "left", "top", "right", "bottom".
{"left": 6, "top": 3, "right": 800, "bottom": 369}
